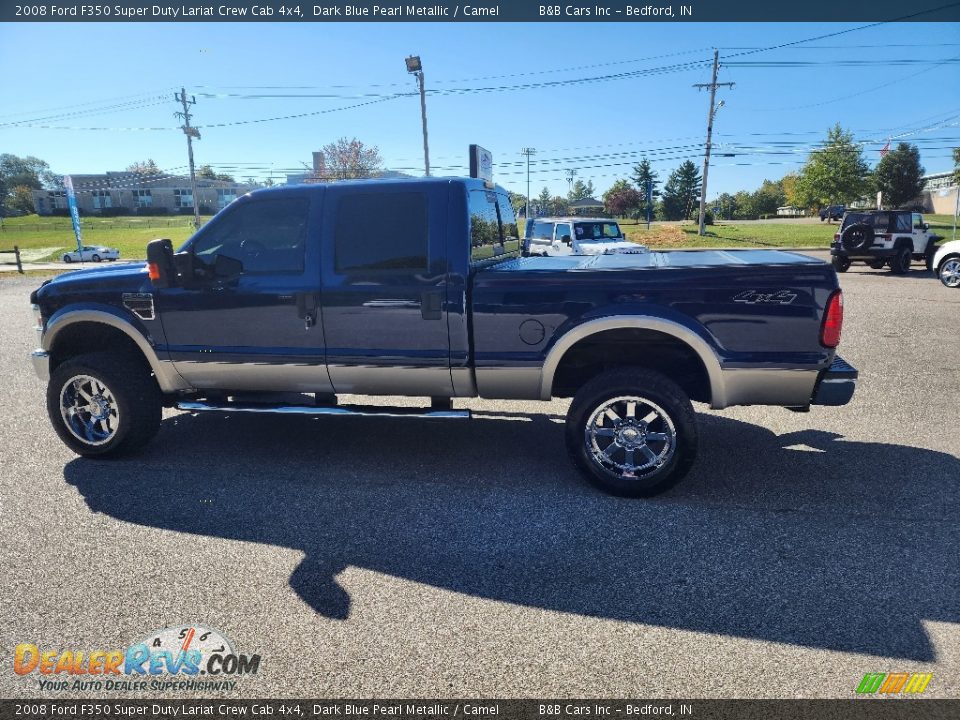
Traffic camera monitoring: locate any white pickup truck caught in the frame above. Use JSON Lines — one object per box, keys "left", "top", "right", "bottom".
{"left": 524, "top": 217, "right": 647, "bottom": 256}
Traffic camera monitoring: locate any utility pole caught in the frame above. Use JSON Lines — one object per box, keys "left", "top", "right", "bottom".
{"left": 694, "top": 50, "right": 734, "bottom": 236}
{"left": 175, "top": 88, "right": 201, "bottom": 229}
{"left": 521, "top": 148, "right": 536, "bottom": 219}
{"left": 566, "top": 168, "right": 577, "bottom": 194}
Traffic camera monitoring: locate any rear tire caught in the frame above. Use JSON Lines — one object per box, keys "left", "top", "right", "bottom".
{"left": 832, "top": 256, "right": 851, "bottom": 273}
{"left": 63, "top": 255, "right": 72, "bottom": 263}
{"left": 47, "top": 352, "right": 162, "bottom": 457}
{"left": 565, "top": 367, "right": 698, "bottom": 498}
{"left": 890, "top": 246, "right": 911, "bottom": 274}
{"left": 868, "top": 259, "right": 887, "bottom": 270}
{"left": 92, "top": 254, "right": 101, "bottom": 262}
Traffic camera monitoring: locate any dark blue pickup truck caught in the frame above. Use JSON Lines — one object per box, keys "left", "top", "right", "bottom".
{"left": 30, "top": 177, "right": 857, "bottom": 496}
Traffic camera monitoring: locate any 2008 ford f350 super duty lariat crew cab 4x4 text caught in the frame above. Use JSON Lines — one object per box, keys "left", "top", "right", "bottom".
{"left": 30, "top": 177, "right": 857, "bottom": 496}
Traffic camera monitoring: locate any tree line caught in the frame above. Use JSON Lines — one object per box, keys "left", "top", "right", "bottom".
{"left": 594, "top": 124, "right": 939, "bottom": 222}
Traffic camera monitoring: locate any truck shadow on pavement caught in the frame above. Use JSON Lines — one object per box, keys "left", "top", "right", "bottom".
{"left": 63, "top": 410, "right": 959, "bottom": 661}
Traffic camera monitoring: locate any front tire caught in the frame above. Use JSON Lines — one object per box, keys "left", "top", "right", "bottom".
{"left": 92, "top": 254, "right": 102, "bottom": 262}
{"left": 832, "top": 256, "right": 851, "bottom": 273}
{"left": 565, "top": 368, "right": 698, "bottom": 497}
{"left": 890, "top": 246, "right": 911, "bottom": 274}
{"left": 47, "top": 352, "right": 162, "bottom": 457}
{"left": 62, "top": 255, "right": 72, "bottom": 263}
{"left": 939, "top": 256, "right": 960, "bottom": 288}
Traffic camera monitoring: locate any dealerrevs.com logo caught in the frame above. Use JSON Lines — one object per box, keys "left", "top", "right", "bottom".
{"left": 14, "top": 625, "right": 261, "bottom": 693}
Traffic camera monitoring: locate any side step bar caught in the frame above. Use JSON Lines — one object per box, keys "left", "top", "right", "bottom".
{"left": 177, "top": 400, "right": 471, "bottom": 420}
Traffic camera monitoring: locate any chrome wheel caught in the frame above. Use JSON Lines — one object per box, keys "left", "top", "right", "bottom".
{"left": 584, "top": 395, "right": 676, "bottom": 480}
{"left": 59, "top": 374, "right": 121, "bottom": 446}
{"left": 940, "top": 259, "right": 960, "bottom": 288}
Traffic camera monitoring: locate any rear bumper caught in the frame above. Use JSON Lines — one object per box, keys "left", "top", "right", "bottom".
{"left": 811, "top": 355, "right": 858, "bottom": 406}
{"left": 831, "top": 245, "right": 896, "bottom": 260}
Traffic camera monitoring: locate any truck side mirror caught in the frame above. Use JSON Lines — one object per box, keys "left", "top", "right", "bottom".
{"left": 561, "top": 234, "right": 572, "bottom": 245}
{"left": 146, "top": 239, "right": 176, "bottom": 289}
{"left": 923, "top": 223, "right": 929, "bottom": 231}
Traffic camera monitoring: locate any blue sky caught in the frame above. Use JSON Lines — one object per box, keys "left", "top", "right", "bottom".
{"left": 1, "top": 21, "right": 958, "bottom": 200}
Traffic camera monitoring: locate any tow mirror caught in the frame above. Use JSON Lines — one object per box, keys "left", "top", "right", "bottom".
{"left": 146, "top": 239, "right": 176, "bottom": 289}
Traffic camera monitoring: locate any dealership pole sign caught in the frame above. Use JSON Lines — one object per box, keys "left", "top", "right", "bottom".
{"left": 63, "top": 175, "right": 83, "bottom": 252}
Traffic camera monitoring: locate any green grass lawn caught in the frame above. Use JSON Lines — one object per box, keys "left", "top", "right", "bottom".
{"left": 2, "top": 210, "right": 956, "bottom": 264}
{"left": 0, "top": 214, "right": 211, "bottom": 262}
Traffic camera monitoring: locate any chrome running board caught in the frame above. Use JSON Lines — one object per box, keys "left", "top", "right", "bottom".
{"left": 177, "top": 400, "right": 470, "bottom": 420}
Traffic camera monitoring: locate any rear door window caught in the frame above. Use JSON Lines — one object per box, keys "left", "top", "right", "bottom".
{"left": 334, "top": 192, "right": 428, "bottom": 272}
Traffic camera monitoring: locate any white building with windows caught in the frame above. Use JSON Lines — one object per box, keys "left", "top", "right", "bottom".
{"left": 32, "top": 172, "right": 254, "bottom": 216}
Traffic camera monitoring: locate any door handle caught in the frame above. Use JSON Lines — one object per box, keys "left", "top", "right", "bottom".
{"left": 295, "top": 292, "right": 319, "bottom": 330}
{"left": 421, "top": 290, "right": 442, "bottom": 320}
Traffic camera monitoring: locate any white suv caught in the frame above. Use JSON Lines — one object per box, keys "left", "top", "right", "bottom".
{"left": 831, "top": 210, "right": 939, "bottom": 274}
{"left": 932, "top": 239, "right": 960, "bottom": 288}
{"left": 524, "top": 217, "right": 647, "bottom": 256}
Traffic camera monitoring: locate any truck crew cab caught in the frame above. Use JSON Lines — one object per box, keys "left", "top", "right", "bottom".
{"left": 30, "top": 177, "right": 857, "bottom": 497}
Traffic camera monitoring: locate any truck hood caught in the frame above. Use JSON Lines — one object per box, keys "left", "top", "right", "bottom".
{"left": 574, "top": 240, "right": 648, "bottom": 255}
{"left": 36, "top": 262, "right": 152, "bottom": 304}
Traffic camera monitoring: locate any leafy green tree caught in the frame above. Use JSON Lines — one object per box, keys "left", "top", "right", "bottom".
{"left": 630, "top": 158, "right": 660, "bottom": 218}
{"left": 603, "top": 179, "right": 642, "bottom": 217}
{"left": 953, "top": 147, "right": 960, "bottom": 185}
{"left": 536, "top": 187, "right": 552, "bottom": 215}
{"left": 9, "top": 185, "right": 36, "bottom": 213}
{"left": 1, "top": 154, "right": 58, "bottom": 189}
{"left": 567, "top": 178, "right": 596, "bottom": 202}
{"left": 794, "top": 124, "right": 870, "bottom": 208}
{"left": 715, "top": 192, "right": 737, "bottom": 220}
{"left": 873, "top": 142, "right": 924, "bottom": 209}
{"left": 751, "top": 179, "right": 785, "bottom": 218}
{"left": 661, "top": 161, "right": 702, "bottom": 220}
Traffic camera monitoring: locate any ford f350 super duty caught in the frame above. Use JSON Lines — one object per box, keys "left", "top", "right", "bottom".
{"left": 30, "top": 177, "right": 857, "bottom": 496}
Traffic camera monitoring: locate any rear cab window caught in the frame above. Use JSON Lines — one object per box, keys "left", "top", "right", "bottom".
{"left": 469, "top": 189, "right": 520, "bottom": 264}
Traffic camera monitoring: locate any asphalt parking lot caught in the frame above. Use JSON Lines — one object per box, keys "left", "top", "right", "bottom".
{"left": 1, "top": 260, "right": 958, "bottom": 700}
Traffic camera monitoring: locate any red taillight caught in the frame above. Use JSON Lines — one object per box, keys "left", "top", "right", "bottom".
{"left": 821, "top": 290, "right": 843, "bottom": 348}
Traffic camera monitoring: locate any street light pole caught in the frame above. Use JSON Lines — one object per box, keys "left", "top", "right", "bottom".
{"left": 406, "top": 55, "right": 430, "bottom": 177}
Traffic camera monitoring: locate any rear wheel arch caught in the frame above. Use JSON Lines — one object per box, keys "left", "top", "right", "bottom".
{"left": 541, "top": 318, "right": 721, "bottom": 405}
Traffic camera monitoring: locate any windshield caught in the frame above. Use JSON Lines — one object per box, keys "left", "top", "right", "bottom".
{"left": 574, "top": 222, "right": 623, "bottom": 241}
